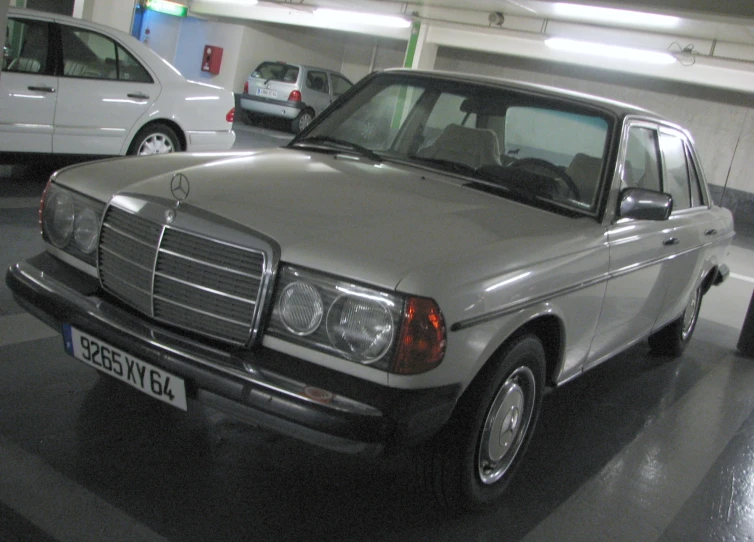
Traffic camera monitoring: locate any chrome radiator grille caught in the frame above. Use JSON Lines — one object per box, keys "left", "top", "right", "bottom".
{"left": 98, "top": 206, "right": 266, "bottom": 345}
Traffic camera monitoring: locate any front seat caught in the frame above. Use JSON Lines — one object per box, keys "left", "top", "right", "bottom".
{"left": 565, "top": 153, "right": 603, "bottom": 205}
{"left": 417, "top": 124, "right": 502, "bottom": 169}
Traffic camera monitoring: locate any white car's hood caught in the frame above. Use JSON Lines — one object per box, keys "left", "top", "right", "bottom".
{"left": 56, "top": 149, "right": 601, "bottom": 290}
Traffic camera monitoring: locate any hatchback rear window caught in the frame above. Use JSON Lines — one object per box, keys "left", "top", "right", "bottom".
{"left": 251, "top": 62, "right": 299, "bottom": 83}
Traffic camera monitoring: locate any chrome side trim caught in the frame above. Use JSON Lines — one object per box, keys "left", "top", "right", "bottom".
{"left": 451, "top": 231, "right": 734, "bottom": 331}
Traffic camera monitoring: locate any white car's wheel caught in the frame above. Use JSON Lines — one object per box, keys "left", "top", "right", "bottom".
{"left": 128, "top": 124, "right": 180, "bottom": 155}
{"left": 416, "top": 334, "right": 545, "bottom": 510}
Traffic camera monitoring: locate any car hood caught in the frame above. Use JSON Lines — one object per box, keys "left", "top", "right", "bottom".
{"left": 55, "top": 149, "right": 600, "bottom": 291}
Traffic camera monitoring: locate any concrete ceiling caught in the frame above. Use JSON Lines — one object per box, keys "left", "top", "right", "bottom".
{"left": 188, "top": 0, "right": 754, "bottom": 92}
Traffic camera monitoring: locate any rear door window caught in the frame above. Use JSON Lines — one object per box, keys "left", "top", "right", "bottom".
{"left": 306, "top": 70, "right": 329, "bottom": 93}
{"left": 3, "top": 18, "right": 50, "bottom": 74}
{"left": 59, "top": 25, "right": 152, "bottom": 82}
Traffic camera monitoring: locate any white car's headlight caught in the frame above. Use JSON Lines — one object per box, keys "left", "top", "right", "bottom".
{"left": 41, "top": 181, "right": 105, "bottom": 267}
{"left": 268, "top": 265, "right": 446, "bottom": 374}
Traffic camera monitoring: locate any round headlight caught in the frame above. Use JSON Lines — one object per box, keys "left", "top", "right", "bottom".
{"left": 43, "top": 190, "right": 74, "bottom": 248}
{"left": 74, "top": 207, "right": 99, "bottom": 254}
{"left": 326, "top": 295, "right": 394, "bottom": 362}
{"left": 278, "top": 282, "right": 324, "bottom": 336}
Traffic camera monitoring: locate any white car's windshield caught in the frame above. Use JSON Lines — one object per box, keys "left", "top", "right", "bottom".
{"left": 296, "top": 73, "right": 614, "bottom": 214}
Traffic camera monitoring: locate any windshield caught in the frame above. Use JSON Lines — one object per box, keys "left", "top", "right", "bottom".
{"left": 298, "top": 73, "right": 614, "bottom": 214}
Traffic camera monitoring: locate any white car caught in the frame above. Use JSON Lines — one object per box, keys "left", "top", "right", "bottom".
{"left": 1, "top": 8, "right": 235, "bottom": 156}
{"left": 6, "top": 69, "right": 734, "bottom": 511}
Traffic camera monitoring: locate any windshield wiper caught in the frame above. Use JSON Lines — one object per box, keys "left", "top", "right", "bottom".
{"left": 407, "top": 156, "right": 479, "bottom": 177}
{"left": 292, "top": 136, "right": 382, "bottom": 162}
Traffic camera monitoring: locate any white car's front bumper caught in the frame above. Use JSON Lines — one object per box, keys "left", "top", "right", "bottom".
{"left": 186, "top": 129, "right": 236, "bottom": 152}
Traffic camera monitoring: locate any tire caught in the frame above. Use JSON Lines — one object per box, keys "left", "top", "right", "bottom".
{"left": 415, "top": 334, "right": 546, "bottom": 511}
{"left": 290, "top": 109, "right": 314, "bottom": 134}
{"left": 648, "top": 284, "right": 703, "bottom": 356}
{"left": 128, "top": 123, "right": 179, "bottom": 155}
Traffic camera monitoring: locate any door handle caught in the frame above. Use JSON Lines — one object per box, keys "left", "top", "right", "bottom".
{"left": 704, "top": 228, "right": 718, "bottom": 236}
{"left": 663, "top": 237, "right": 680, "bottom": 246}
{"left": 127, "top": 92, "right": 149, "bottom": 99}
{"left": 28, "top": 85, "right": 55, "bottom": 92}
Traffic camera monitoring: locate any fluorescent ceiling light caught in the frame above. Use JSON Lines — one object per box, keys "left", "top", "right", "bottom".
{"left": 553, "top": 3, "right": 680, "bottom": 28}
{"left": 199, "top": 0, "right": 258, "bottom": 4}
{"left": 546, "top": 38, "right": 677, "bottom": 65}
{"left": 313, "top": 8, "right": 411, "bottom": 28}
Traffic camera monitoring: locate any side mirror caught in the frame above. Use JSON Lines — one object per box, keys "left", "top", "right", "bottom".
{"left": 618, "top": 188, "right": 673, "bottom": 221}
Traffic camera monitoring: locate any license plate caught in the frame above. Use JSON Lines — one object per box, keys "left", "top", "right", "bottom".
{"left": 62, "top": 325, "right": 187, "bottom": 411}
{"left": 257, "top": 88, "right": 277, "bottom": 98}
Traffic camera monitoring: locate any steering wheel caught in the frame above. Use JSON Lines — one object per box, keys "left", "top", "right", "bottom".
{"left": 508, "top": 157, "right": 581, "bottom": 201}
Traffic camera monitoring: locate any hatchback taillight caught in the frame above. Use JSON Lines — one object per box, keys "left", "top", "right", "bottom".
{"left": 226, "top": 108, "right": 235, "bottom": 123}
{"left": 243, "top": 81, "right": 249, "bottom": 93}
{"left": 288, "top": 90, "right": 302, "bottom": 102}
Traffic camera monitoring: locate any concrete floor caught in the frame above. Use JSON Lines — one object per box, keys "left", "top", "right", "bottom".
{"left": 1, "top": 124, "right": 754, "bottom": 541}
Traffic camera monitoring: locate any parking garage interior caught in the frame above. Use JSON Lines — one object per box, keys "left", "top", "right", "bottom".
{"left": 2, "top": 0, "right": 754, "bottom": 540}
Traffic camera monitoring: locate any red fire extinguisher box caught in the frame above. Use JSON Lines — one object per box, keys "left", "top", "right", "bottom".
{"left": 201, "top": 45, "right": 223, "bottom": 74}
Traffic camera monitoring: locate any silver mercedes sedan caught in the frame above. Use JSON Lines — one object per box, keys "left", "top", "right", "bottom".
{"left": 6, "top": 68, "right": 733, "bottom": 511}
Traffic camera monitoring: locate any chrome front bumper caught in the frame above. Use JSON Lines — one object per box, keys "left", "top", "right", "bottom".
{"left": 6, "top": 253, "right": 459, "bottom": 456}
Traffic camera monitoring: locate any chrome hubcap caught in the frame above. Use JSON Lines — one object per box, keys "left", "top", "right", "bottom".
{"left": 681, "top": 287, "right": 700, "bottom": 340}
{"left": 299, "top": 114, "right": 313, "bottom": 131}
{"left": 138, "top": 134, "right": 174, "bottom": 155}
{"left": 478, "top": 366, "right": 536, "bottom": 485}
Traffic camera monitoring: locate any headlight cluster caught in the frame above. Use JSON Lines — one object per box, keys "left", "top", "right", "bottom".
{"left": 40, "top": 181, "right": 105, "bottom": 268}
{"left": 268, "top": 265, "right": 447, "bottom": 374}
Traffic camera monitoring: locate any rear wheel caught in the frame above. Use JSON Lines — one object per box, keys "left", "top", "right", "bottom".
{"left": 128, "top": 123, "right": 179, "bottom": 155}
{"left": 648, "top": 284, "right": 703, "bottom": 356}
{"left": 415, "top": 334, "right": 546, "bottom": 510}
{"left": 290, "top": 109, "right": 314, "bottom": 134}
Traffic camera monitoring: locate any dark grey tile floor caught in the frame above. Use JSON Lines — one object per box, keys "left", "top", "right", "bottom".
{"left": 1, "top": 152, "right": 753, "bottom": 542}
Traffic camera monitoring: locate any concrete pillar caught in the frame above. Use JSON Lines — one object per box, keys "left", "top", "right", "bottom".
{"left": 73, "top": 0, "right": 135, "bottom": 34}
{"left": 403, "top": 19, "right": 438, "bottom": 70}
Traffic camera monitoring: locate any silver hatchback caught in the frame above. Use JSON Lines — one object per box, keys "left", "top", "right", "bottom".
{"left": 240, "top": 61, "right": 353, "bottom": 133}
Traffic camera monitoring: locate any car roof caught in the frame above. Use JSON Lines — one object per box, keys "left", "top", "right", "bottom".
{"left": 380, "top": 68, "right": 672, "bottom": 123}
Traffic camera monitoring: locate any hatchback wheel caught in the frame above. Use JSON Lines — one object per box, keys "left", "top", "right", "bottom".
{"left": 290, "top": 109, "right": 314, "bottom": 134}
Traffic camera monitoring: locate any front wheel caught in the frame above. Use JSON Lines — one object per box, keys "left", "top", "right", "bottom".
{"left": 648, "top": 284, "right": 703, "bottom": 356}
{"left": 128, "top": 123, "right": 179, "bottom": 155}
{"left": 415, "top": 334, "right": 546, "bottom": 510}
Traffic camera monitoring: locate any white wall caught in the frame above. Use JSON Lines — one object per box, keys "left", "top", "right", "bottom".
{"left": 73, "top": 0, "right": 134, "bottom": 34}
{"left": 173, "top": 16, "right": 244, "bottom": 91}
{"left": 89, "top": 0, "right": 133, "bottom": 34}
{"left": 139, "top": 9, "right": 181, "bottom": 68}
{"left": 152, "top": 16, "right": 405, "bottom": 94}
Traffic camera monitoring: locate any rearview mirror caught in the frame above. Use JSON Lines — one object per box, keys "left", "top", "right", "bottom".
{"left": 618, "top": 188, "right": 672, "bottom": 221}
